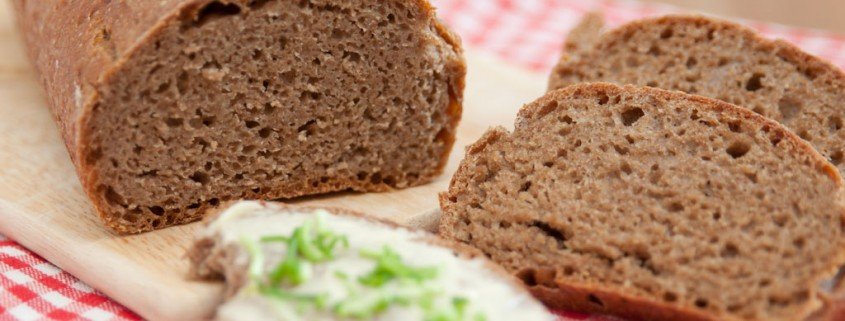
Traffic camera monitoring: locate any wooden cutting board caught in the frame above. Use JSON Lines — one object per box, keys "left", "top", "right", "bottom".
{"left": 0, "top": 2, "right": 548, "bottom": 320}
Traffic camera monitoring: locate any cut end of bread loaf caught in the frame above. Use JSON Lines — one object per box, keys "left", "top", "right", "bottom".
{"left": 77, "top": 0, "right": 464, "bottom": 233}
{"left": 549, "top": 14, "right": 845, "bottom": 176}
{"left": 440, "top": 83, "right": 845, "bottom": 321}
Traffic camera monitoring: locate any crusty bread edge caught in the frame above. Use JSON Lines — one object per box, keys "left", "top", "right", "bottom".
{"left": 440, "top": 83, "right": 845, "bottom": 321}
{"left": 69, "top": 0, "right": 466, "bottom": 234}
{"left": 549, "top": 14, "right": 845, "bottom": 95}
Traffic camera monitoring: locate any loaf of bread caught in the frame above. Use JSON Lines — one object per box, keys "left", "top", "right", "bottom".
{"left": 12, "top": 0, "right": 465, "bottom": 233}
{"left": 188, "top": 200, "right": 554, "bottom": 321}
{"left": 439, "top": 83, "right": 845, "bottom": 321}
{"left": 549, "top": 14, "right": 845, "bottom": 176}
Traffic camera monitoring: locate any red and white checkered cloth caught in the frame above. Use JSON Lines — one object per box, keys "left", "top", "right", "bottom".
{"left": 3, "top": 0, "right": 845, "bottom": 320}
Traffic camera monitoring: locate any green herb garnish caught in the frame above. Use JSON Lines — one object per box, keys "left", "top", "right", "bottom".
{"left": 241, "top": 236, "right": 265, "bottom": 281}
{"left": 238, "top": 213, "right": 486, "bottom": 321}
{"left": 358, "top": 246, "right": 439, "bottom": 287}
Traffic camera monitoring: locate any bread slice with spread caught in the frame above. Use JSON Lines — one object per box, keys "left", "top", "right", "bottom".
{"left": 439, "top": 83, "right": 845, "bottom": 321}
{"left": 188, "top": 200, "right": 553, "bottom": 321}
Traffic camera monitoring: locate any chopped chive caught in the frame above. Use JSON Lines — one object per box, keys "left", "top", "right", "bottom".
{"left": 240, "top": 236, "right": 264, "bottom": 281}
{"left": 260, "top": 235, "right": 289, "bottom": 243}
{"left": 238, "top": 213, "right": 485, "bottom": 320}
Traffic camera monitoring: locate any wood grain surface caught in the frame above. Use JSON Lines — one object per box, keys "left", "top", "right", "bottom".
{"left": 0, "top": 1, "right": 547, "bottom": 320}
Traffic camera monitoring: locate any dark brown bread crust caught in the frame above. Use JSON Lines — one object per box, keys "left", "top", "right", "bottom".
{"left": 12, "top": 0, "right": 465, "bottom": 234}
{"left": 440, "top": 83, "right": 845, "bottom": 321}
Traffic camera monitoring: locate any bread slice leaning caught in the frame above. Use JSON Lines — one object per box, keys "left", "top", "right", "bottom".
{"left": 188, "top": 201, "right": 554, "bottom": 321}
{"left": 12, "top": 0, "right": 465, "bottom": 233}
{"left": 439, "top": 83, "right": 845, "bottom": 321}
{"left": 549, "top": 14, "right": 845, "bottom": 177}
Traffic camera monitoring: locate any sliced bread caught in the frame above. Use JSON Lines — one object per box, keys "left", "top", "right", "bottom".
{"left": 188, "top": 200, "right": 554, "bottom": 321}
{"left": 549, "top": 14, "right": 845, "bottom": 175}
{"left": 439, "top": 83, "right": 845, "bottom": 321}
{"left": 12, "top": 0, "right": 465, "bottom": 233}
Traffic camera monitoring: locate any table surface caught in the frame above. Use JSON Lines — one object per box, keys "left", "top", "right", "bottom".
{"left": 2, "top": 0, "right": 845, "bottom": 320}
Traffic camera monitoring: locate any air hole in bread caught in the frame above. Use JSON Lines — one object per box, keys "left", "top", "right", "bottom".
{"left": 667, "top": 202, "right": 684, "bottom": 212}
{"left": 244, "top": 120, "right": 261, "bottom": 128}
{"left": 778, "top": 95, "right": 802, "bottom": 120}
{"left": 297, "top": 120, "right": 317, "bottom": 135}
{"left": 647, "top": 45, "right": 661, "bottom": 56}
{"left": 686, "top": 57, "right": 698, "bottom": 68}
{"left": 563, "top": 266, "right": 576, "bottom": 276}
{"left": 190, "top": 171, "right": 210, "bottom": 185}
{"left": 721, "top": 243, "right": 740, "bottom": 258}
{"left": 621, "top": 108, "right": 645, "bottom": 126}
{"left": 519, "top": 181, "right": 532, "bottom": 192}
{"left": 342, "top": 51, "right": 362, "bottom": 62}
{"left": 798, "top": 130, "right": 812, "bottom": 141}
{"left": 726, "top": 141, "right": 751, "bottom": 159}
{"left": 370, "top": 172, "right": 383, "bottom": 184}
{"left": 712, "top": 212, "right": 722, "bottom": 221}
{"left": 530, "top": 221, "right": 567, "bottom": 244}
{"left": 558, "top": 127, "right": 572, "bottom": 137}
{"left": 829, "top": 116, "right": 843, "bottom": 133}
{"left": 745, "top": 73, "right": 764, "bottom": 92}
{"left": 745, "top": 172, "right": 758, "bottom": 183}
{"left": 104, "top": 186, "right": 125, "bottom": 206}
{"left": 192, "top": 1, "right": 242, "bottom": 28}
{"left": 620, "top": 162, "right": 633, "bottom": 175}
{"left": 557, "top": 149, "right": 568, "bottom": 159}
{"left": 830, "top": 151, "right": 844, "bottom": 166}
{"left": 258, "top": 127, "right": 273, "bottom": 139}
{"left": 613, "top": 144, "right": 629, "bottom": 155}
{"left": 588, "top": 294, "right": 605, "bottom": 307}
{"left": 597, "top": 93, "right": 610, "bottom": 105}
{"left": 165, "top": 118, "right": 183, "bottom": 128}
{"left": 123, "top": 212, "right": 140, "bottom": 224}
{"left": 728, "top": 121, "right": 742, "bottom": 133}
{"left": 516, "top": 268, "right": 538, "bottom": 286}
{"left": 149, "top": 206, "right": 165, "bottom": 216}
{"left": 664, "top": 291, "right": 679, "bottom": 302}
{"left": 793, "top": 237, "right": 806, "bottom": 249}
{"left": 660, "top": 28, "right": 674, "bottom": 39}
{"left": 695, "top": 298, "right": 709, "bottom": 308}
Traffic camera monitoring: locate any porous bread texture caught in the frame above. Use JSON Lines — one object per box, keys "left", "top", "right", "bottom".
{"left": 13, "top": 0, "right": 465, "bottom": 234}
{"left": 549, "top": 15, "right": 845, "bottom": 176}
{"left": 439, "top": 83, "right": 845, "bottom": 321}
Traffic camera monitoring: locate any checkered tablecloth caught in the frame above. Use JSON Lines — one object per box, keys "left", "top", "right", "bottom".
{"left": 3, "top": 0, "right": 845, "bottom": 320}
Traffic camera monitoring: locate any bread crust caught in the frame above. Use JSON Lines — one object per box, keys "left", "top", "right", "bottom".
{"left": 440, "top": 83, "right": 845, "bottom": 321}
{"left": 12, "top": 0, "right": 465, "bottom": 234}
{"left": 549, "top": 15, "right": 845, "bottom": 94}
